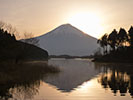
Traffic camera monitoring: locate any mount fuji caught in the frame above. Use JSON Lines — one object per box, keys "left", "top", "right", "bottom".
{"left": 36, "top": 24, "right": 99, "bottom": 56}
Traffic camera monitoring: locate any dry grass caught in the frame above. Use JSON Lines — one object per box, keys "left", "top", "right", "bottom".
{"left": 0, "top": 61, "right": 60, "bottom": 84}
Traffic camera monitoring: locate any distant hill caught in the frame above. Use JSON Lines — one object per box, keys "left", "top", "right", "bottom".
{"left": 0, "top": 29, "right": 48, "bottom": 62}
{"left": 36, "top": 24, "right": 99, "bottom": 56}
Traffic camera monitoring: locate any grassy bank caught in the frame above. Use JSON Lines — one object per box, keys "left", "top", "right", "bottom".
{"left": 0, "top": 61, "right": 60, "bottom": 84}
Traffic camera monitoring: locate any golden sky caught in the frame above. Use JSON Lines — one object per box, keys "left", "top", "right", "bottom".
{"left": 0, "top": 0, "right": 133, "bottom": 38}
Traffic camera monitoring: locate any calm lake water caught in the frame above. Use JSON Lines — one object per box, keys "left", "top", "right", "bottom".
{"left": 1, "top": 58, "right": 133, "bottom": 100}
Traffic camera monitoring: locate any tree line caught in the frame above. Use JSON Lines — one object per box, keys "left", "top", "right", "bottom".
{"left": 0, "top": 28, "right": 16, "bottom": 45}
{"left": 0, "top": 21, "right": 48, "bottom": 63}
{"left": 0, "top": 21, "right": 39, "bottom": 46}
{"left": 97, "top": 26, "right": 133, "bottom": 55}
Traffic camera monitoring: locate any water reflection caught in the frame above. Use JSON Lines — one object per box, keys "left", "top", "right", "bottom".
{"left": 96, "top": 63, "right": 133, "bottom": 97}
{"left": 0, "top": 61, "right": 59, "bottom": 100}
{"left": 44, "top": 58, "right": 101, "bottom": 92}
{"left": 1, "top": 59, "right": 133, "bottom": 100}
{"left": 9, "top": 80, "right": 40, "bottom": 100}
{"left": 42, "top": 59, "right": 133, "bottom": 99}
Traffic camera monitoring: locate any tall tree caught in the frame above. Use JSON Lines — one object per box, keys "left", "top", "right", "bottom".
{"left": 128, "top": 26, "right": 133, "bottom": 47}
{"left": 108, "top": 29, "right": 118, "bottom": 51}
{"left": 97, "top": 33, "right": 108, "bottom": 54}
{"left": 117, "top": 28, "right": 128, "bottom": 47}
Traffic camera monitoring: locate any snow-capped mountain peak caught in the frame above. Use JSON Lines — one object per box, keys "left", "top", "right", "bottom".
{"left": 36, "top": 24, "right": 99, "bottom": 56}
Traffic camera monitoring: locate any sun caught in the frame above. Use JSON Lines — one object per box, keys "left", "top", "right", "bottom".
{"left": 68, "top": 12, "right": 104, "bottom": 38}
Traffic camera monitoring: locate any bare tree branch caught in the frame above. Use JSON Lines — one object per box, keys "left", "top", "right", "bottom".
{"left": 0, "top": 21, "right": 5, "bottom": 28}
{"left": 0, "top": 21, "right": 20, "bottom": 39}
{"left": 23, "top": 32, "right": 39, "bottom": 46}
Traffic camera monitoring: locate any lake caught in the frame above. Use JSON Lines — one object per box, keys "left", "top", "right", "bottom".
{"left": 0, "top": 58, "right": 133, "bottom": 100}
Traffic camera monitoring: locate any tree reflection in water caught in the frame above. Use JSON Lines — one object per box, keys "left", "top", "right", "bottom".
{"left": 10, "top": 81, "right": 40, "bottom": 100}
{"left": 0, "top": 61, "right": 59, "bottom": 100}
{"left": 96, "top": 63, "right": 133, "bottom": 98}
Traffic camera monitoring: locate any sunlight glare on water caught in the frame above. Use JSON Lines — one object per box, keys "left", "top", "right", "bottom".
{"left": 35, "top": 78, "right": 132, "bottom": 100}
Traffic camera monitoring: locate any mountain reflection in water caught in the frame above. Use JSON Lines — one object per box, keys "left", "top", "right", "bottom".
{"left": 44, "top": 58, "right": 101, "bottom": 92}
{"left": 0, "top": 59, "right": 133, "bottom": 100}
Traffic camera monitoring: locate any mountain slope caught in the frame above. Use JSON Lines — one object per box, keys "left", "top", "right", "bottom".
{"left": 37, "top": 24, "right": 99, "bottom": 56}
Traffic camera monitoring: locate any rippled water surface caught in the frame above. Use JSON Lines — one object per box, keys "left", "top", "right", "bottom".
{"left": 1, "top": 58, "right": 133, "bottom": 100}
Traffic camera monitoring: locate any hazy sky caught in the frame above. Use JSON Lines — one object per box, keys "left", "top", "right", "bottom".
{"left": 0, "top": 0, "right": 133, "bottom": 38}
